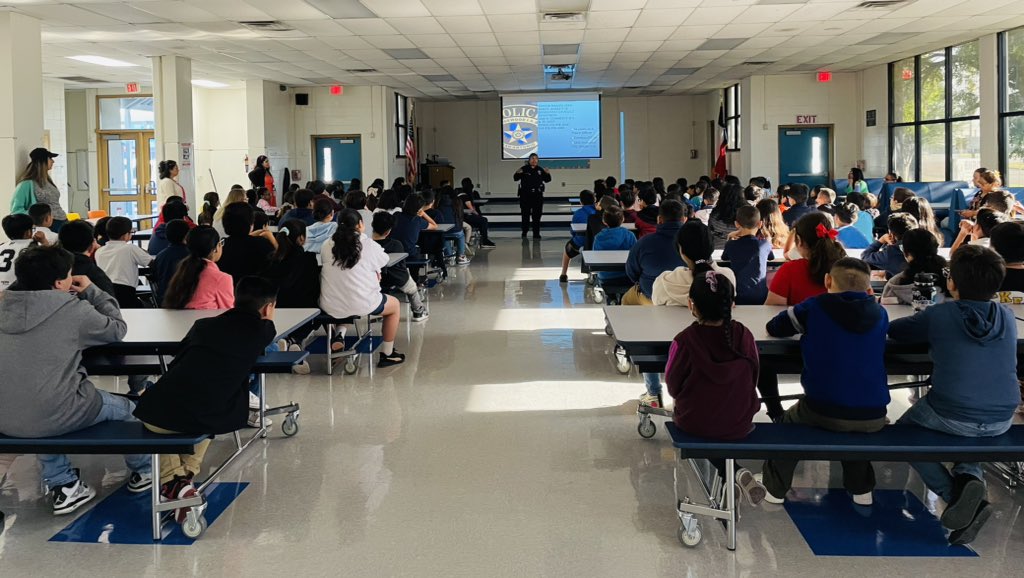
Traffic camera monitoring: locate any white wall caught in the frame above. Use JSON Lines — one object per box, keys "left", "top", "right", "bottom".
{"left": 192, "top": 87, "right": 248, "bottom": 200}
{"left": 42, "top": 80, "right": 68, "bottom": 208}
{"left": 416, "top": 95, "right": 716, "bottom": 196}
{"left": 860, "top": 65, "right": 888, "bottom": 178}
{"left": 64, "top": 90, "right": 88, "bottom": 213}
{"left": 742, "top": 73, "right": 862, "bottom": 187}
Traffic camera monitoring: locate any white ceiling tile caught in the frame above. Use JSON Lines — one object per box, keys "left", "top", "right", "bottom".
{"left": 682, "top": 6, "right": 748, "bottom": 26}
{"left": 495, "top": 30, "right": 541, "bottom": 45}
{"left": 670, "top": 25, "right": 723, "bottom": 40}
{"left": 360, "top": 0, "right": 431, "bottom": 18}
{"left": 735, "top": 4, "right": 803, "bottom": 24}
{"left": 487, "top": 14, "right": 539, "bottom": 31}
{"left": 635, "top": 8, "right": 695, "bottom": 28}
{"left": 590, "top": 0, "right": 646, "bottom": 10}
{"left": 364, "top": 35, "right": 416, "bottom": 49}
{"left": 587, "top": 10, "right": 640, "bottom": 29}
{"left": 409, "top": 34, "right": 459, "bottom": 48}
{"left": 422, "top": 46, "right": 468, "bottom": 58}
{"left": 469, "top": 46, "right": 505, "bottom": 57}
{"left": 502, "top": 44, "right": 541, "bottom": 55}
{"left": 387, "top": 18, "right": 447, "bottom": 35}
{"left": 337, "top": 18, "right": 399, "bottom": 35}
{"left": 286, "top": 20, "right": 351, "bottom": 36}
{"left": 422, "top": 0, "right": 485, "bottom": 16}
{"left": 451, "top": 32, "right": 500, "bottom": 46}
{"left": 240, "top": 0, "right": 331, "bottom": 20}
{"left": 581, "top": 42, "right": 622, "bottom": 54}
{"left": 17, "top": 4, "right": 127, "bottom": 26}
{"left": 321, "top": 36, "right": 376, "bottom": 50}
{"left": 438, "top": 15, "right": 492, "bottom": 34}
{"left": 620, "top": 41, "right": 664, "bottom": 53}
{"left": 478, "top": 0, "right": 538, "bottom": 15}
{"left": 626, "top": 27, "right": 676, "bottom": 42}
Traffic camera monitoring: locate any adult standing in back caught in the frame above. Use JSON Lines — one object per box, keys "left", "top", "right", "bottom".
{"left": 248, "top": 155, "right": 276, "bottom": 208}
{"left": 156, "top": 160, "right": 185, "bottom": 208}
{"left": 11, "top": 148, "right": 68, "bottom": 232}
{"left": 514, "top": 153, "right": 551, "bottom": 239}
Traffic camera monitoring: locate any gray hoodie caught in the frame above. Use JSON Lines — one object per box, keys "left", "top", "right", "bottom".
{"left": 0, "top": 284, "right": 127, "bottom": 437}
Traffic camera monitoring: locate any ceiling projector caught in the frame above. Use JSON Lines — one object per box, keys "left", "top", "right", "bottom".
{"left": 551, "top": 69, "right": 573, "bottom": 81}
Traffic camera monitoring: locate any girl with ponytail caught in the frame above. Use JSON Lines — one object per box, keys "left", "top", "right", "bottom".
{"left": 664, "top": 268, "right": 765, "bottom": 504}
{"left": 198, "top": 192, "right": 219, "bottom": 226}
{"left": 163, "top": 226, "right": 233, "bottom": 310}
{"left": 319, "top": 209, "right": 406, "bottom": 367}
{"left": 765, "top": 212, "right": 845, "bottom": 306}
{"left": 880, "top": 228, "right": 949, "bottom": 305}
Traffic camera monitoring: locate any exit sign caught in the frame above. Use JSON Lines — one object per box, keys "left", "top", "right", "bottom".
{"left": 330, "top": 85, "right": 343, "bottom": 95}
{"left": 816, "top": 71, "right": 832, "bottom": 83}
{"left": 125, "top": 82, "right": 140, "bottom": 94}
{"left": 796, "top": 115, "right": 818, "bottom": 124}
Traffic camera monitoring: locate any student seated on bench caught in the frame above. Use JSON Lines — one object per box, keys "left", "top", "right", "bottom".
{"left": 558, "top": 189, "right": 597, "bottom": 283}
{"left": 0, "top": 245, "right": 151, "bottom": 515}
{"left": 28, "top": 203, "right": 58, "bottom": 244}
{"left": 665, "top": 268, "right": 766, "bottom": 506}
{"left": 58, "top": 220, "right": 115, "bottom": 298}
{"left": 891, "top": 245, "right": 1020, "bottom": 545}
{"left": 95, "top": 216, "right": 155, "bottom": 309}
{"left": 134, "top": 276, "right": 278, "bottom": 522}
{"left": 0, "top": 214, "right": 47, "bottom": 292}
{"left": 759, "top": 258, "right": 889, "bottom": 506}
{"left": 370, "top": 211, "right": 428, "bottom": 322}
{"left": 592, "top": 206, "right": 636, "bottom": 285}
{"left": 623, "top": 200, "right": 687, "bottom": 306}
{"left": 862, "top": 212, "right": 917, "bottom": 279}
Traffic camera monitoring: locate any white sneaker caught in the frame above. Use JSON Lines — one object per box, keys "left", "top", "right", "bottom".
{"left": 753, "top": 473, "right": 786, "bottom": 504}
{"left": 248, "top": 392, "right": 267, "bottom": 411}
{"left": 247, "top": 411, "right": 273, "bottom": 428}
{"left": 638, "top": 393, "right": 661, "bottom": 408}
{"left": 736, "top": 468, "right": 767, "bottom": 506}
{"left": 52, "top": 479, "right": 97, "bottom": 515}
{"left": 276, "top": 338, "right": 288, "bottom": 352}
{"left": 457, "top": 255, "right": 470, "bottom": 265}
{"left": 852, "top": 491, "right": 873, "bottom": 506}
{"left": 287, "top": 343, "right": 311, "bottom": 374}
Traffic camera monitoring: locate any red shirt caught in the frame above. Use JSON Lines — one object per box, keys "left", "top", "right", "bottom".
{"left": 768, "top": 258, "right": 826, "bottom": 305}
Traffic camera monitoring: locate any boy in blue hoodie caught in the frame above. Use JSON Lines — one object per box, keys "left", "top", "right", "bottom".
{"left": 759, "top": 258, "right": 890, "bottom": 506}
{"left": 891, "top": 245, "right": 1019, "bottom": 545}
{"left": 559, "top": 189, "right": 597, "bottom": 283}
{"left": 623, "top": 200, "right": 686, "bottom": 305}
{"left": 592, "top": 205, "right": 636, "bottom": 285}
{"left": 303, "top": 197, "right": 337, "bottom": 254}
{"left": 861, "top": 212, "right": 917, "bottom": 278}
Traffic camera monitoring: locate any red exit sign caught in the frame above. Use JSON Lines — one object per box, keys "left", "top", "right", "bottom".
{"left": 796, "top": 115, "right": 818, "bottom": 124}
{"left": 125, "top": 82, "right": 140, "bottom": 94}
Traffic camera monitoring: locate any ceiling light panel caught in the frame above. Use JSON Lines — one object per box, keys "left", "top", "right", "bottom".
{"left": 303, "top": 0, "right": 378, "bottom": 19}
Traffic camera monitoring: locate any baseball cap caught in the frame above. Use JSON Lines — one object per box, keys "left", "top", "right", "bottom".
{"left": 30, "top": 148, "right": 58, "bottom": 162}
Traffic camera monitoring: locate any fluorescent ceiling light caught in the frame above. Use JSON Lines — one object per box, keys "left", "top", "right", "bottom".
{"left": 191, "top": 79, "right": 229, "bottom": 88}
{"left": 67, "top": 55, "right": 137, "bottom": 67}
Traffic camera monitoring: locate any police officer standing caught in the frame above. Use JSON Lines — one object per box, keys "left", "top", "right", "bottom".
{"left": 514, "top": 153, "right": 552, "bottom": 238}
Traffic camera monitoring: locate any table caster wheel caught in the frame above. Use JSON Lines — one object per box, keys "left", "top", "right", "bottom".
{"left": 343, "top": 358, "right": 358, "bottom": 375}
{"left": 678, "top": 523, "right": 702, "bottom": 547}
{"left": 638, "top": 417, "right": 656, "bottom": 439}
{"left": 182, "top": 513, "right": 207, "bottom": 539}
{"left": 592, "top": 288, "right": 605, "bottom": 304}
{"left": 282, "top": 415, "right": 299, "bottom": 437}
{"left": 604, "top": 323, "right": 613, "bottom": 336}
{"left": 615, "top": 350, "right": 631, "bottom": 374}
{"left": 586, "top": 274, "right": 596, "bottom": 286}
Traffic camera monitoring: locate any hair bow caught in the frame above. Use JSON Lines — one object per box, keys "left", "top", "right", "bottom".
{"left": 815, "top": 223, "right": 838, "bottom": 240}
{"left": 705, "top": 271, "right": 718, "bottom": 292}
{"left": 279, "top": 226, "right": 290, "bottom": 236}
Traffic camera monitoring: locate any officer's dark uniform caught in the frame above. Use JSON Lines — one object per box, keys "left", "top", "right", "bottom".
{"left": 514, "top": 163, "right": 551, "bottom": 237}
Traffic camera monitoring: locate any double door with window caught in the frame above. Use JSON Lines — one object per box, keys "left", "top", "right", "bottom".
{"left": 98, "top": 132, "right": 157, "bottom": 219}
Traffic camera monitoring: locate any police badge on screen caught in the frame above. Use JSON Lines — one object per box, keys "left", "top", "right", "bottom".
{"left": 502, "top": 104, "right": 538, "bottom": 159}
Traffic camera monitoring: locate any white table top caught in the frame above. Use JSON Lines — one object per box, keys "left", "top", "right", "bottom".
{"left": 571, "top": 222, "right": 636, "bottom": 233}
{"left": 133, "top": 228, "right": 153, "bottom": 239}
{"left": 386, "top": 252, "right": 408, "bottom": 267}
{"left": 582, "top": 247, "right": 954, "bottom": 268}
{"left": 115, "top": 308, "right": 320, "bottom": 347}
{"left": 605, "top": 304, "right": 1024, "bottom": 346}
{"left": 423, "top": 223, "right": 455, "bottom": 233}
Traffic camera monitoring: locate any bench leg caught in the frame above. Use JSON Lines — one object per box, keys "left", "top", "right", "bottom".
{"left": 151, "top": 453, "right": 162, "bottom": 541}
{"left": 725, "top": 458, "right": 737, "bottom": 551}
{"left": 326, "top": 324, "right": 334, "bottom": 376}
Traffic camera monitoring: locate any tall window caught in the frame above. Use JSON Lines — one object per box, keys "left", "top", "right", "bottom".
{"left": 395, "top": 93, "right": 408, "bottom": 157}
{"left": 889, "top": 41, "right": 980, "bottom": 182}
{"left": 1001, "top": 27, "right": 1024, "bottom": 185}
{"left": 724, "top": 84, "right": 740, "bottom": 151}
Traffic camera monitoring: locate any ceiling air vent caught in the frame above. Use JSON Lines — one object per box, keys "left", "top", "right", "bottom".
{"left": 239, "top": 21, "right": 295, "bottom": 32}
{"left": 542, "top": 12, "right": 585, "bottom": 23}
{"left": 855, "top": 0, "right": 910, "bottom": 8}
{"left": 743, "top": 61, "right": 776, "bottom": 65}
{"left": 343, "top": 68, "right": 379, "bottom": 74}
{"left": 59, "top": 76, "right": 106, "bottom": 83}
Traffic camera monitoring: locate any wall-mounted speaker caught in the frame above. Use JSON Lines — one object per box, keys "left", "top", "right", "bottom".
{"left": 295, "top": 94, "right": 309, "bottom": 106}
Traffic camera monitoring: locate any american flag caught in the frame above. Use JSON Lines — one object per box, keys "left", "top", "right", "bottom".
{"left": 405, "top": 101, "right": 417, "bottom": 185}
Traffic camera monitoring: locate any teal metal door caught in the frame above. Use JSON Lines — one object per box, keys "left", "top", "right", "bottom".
{"left": 778, "top": 127, "right": 831, "bottom": 188}
{"left": 314, "top": 136, "right": 361, "bottom": 187}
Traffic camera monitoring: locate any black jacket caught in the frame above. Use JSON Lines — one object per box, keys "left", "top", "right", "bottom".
{"left": 261, "top": 250, "right": 320, "bottom": 308}
{"left": 514, "top": 164, "right": 551, "bottom": 197}
{"left": 72, "top": 253, "right": 115, "bottom": 297}
{"left": 376, "top": 237, "right": 411, "bottom": 289}
{"left": 248, "top": 166, "right": 267, "bottom": 190}
{"left": 585, "top": 212, "right": 606, "bottom": 251}
{"left": 218, "top": 235, "right": 274, "bottom": 285}
{"left": 133, "top": 309, "right": 276, "bottom": 434}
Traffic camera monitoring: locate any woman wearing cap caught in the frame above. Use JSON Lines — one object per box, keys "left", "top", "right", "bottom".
{"left": 11, "top": 148, "right": 67, "bottom": 231}
{"left": 157, "top": 160, "right": 186, "bottom": 208}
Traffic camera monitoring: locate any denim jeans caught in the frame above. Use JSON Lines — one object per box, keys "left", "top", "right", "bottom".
{"left": 643, "top": 372, "right": 662, "bottom": 396}
{"left": 897, "top": 396, "right": 1013, "bottom": 502}
{"left": 38, "top": 390, "right": 152, "bottom": 489}
{"left": 444, "top": 230, "right": 466, "bottom": 257}
{"left": 249, "top": 341, "right": 279, "bottom": 395}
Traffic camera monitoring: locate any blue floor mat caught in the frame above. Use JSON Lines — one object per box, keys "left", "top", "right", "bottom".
{"left": 50, "top": 482, "right": 248, "bottom": 545}
{"left": 784, "top": 488, "right": 977, "bottom": 557}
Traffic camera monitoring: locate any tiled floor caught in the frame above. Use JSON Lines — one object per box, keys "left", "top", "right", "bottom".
{"left": 1, "top": 234, "right": 1023, "bottom": 576}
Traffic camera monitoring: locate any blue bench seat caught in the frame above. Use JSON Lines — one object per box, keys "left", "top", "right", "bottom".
{"left": 667, "top": 422, "right": 1024, "bottom": 462}
{"left": 0, "top": 421, "right": 208, "bottom": 455}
